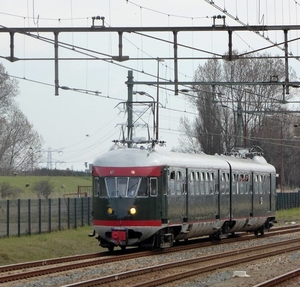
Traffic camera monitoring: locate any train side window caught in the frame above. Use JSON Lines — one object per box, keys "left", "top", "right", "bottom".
{"left": 200, "top": 172, "right": 205, "bottom": 194}
{"left": 254, "top": 175, "right": 259, "bottom": 194}
{"left": 225, "top": 173, "right": 230, "bottom": 194}
{"left": 209, "top": 172, "right": 215, "bottom": 194}
{"left": 265, "top": 175, "right": 271, "bottom": 194}
{"left": 244, "top": 174, "right": 250, "bottom": 194}
{"left": 239, "top": 174, "right": 244, "bottom": 194}
{"left": 94, "top": 177, "right": 100, "bottom": 196}
{"left": 258, "top": 175, "right": 263, "bottom": 194}
{"left": 137, "top": 177, "right": 148, "bottom": 196}
{"left": 176, "top": 171, "right": 182, "bottom": 195}
{"left": 190, "top": 172, "right": 195, "bottom": 195}
{"left": 169, "top": 171, "right": 175, "bottom": 195}
{"left": 150, "top": 178, "right": 158, "bottom": 196}
{"left": 220, "top": 173, "right": 226, "bottom": 194}
{"left": 195, "top": 172, "right": 200, "bottom": 195}
{"left": 232, "top": 174, "right": 237, "bottom": 194}
{"left": 205, "top": 173, "right": 210, "bottom": 194}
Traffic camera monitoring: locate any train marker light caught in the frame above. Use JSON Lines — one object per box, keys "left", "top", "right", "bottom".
{"left": 129, "top": 207, "right": 137, "bottom": 215}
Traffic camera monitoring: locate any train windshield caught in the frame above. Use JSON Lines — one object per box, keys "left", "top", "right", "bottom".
{"left": 94, "top": 176, "right": 157, "bottom": 198}
{"left": 105, "top": 177, "right": 140, "bottom": 198}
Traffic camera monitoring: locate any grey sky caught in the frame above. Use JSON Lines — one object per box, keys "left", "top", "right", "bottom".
{"left": 0, "top": 0, "right": 299, "bottom": 170}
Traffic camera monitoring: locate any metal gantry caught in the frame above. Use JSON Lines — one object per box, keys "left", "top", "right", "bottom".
{"left": 1, "top": 22, "right": 300, "bottom": 95}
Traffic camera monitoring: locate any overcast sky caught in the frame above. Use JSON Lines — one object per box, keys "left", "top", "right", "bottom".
{"left": 1, "top": 0, "right": 300, "bottom": 171}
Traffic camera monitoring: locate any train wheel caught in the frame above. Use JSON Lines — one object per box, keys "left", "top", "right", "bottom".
{"left": 121, "top": 245, "right": 126, "bottom": 251}
{"left": 254, "top": 229, "right": 259, "bottom": 236}
{"left": 108, "top": 245, "right": 114, "bottom": 252}
{"left": 210, "top": 231, "right": 221, "bottom": 241}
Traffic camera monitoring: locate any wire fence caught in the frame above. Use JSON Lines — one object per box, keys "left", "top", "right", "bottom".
{"left": 0, "top": 197, "right": 92, "bottom": 237}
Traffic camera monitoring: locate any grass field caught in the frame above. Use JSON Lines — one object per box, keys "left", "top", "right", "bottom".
{"left": 0, "top": 175, "right": 92, "bottom": 199}
{"left": 0, "top": 208, "right": 299, "bottom": 266}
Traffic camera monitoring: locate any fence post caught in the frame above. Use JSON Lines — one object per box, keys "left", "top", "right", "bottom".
{"left": 28, "top": 199, "right": 31, "bottom": 235}
{"left": 48, "top": 198, "right": 51, "bottom": 233}
{"left": 67, "top": 197, "right": 70, "bottom": 229}
{"left": 6, "top": 200, "right": 9, "bottom": 237}
{"left": 18, "top": 199, "right": 20, "bottom": 237}
{"left": 88, "top": 197, "right": 91, "bottom": 226}
{"left": 81, "top": 197, "right": 84, "bottom": 227}
{"left": 74, "top": 198, "right": 77, "bottom": 229}
{"left": 58, "top": 198, "right": 61, "bottom": 231}
{"left": 38, "top": 199, "right": 41, "bottom": 234}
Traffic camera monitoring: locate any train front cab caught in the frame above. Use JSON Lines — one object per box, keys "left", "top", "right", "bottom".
{"left": 91, "top": 166, "right": 171, "bottom": 251}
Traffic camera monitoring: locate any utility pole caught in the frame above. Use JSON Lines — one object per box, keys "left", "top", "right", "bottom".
{"left": 237, "top": 98, "right": 243, "bottom": 147}
{"left": 280, "top": 123, "right": 284, "bottom": 193}
{"left": 156, "top": 58, "right": 164, "bottom": 141}
{"left": 127, "top": 70, "right": 134, "bottom": 147}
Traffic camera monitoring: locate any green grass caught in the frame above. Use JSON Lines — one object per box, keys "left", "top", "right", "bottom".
{"left": 275, "top": 208, "right": 300, "bottom": 224}
{"left": 0, "top": 226, "right": 103, "bottom": 266}
{"left": 0, "top": 208, "right": 299, "bottom": 266}
{"left": 0, "top": 176, "right": 92, "bottom": 199}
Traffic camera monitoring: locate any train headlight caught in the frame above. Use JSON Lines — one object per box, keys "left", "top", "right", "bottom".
{"left": 107, "top": 207, "right": 114, "bottom": 215}
{"left": 129, "top": 206, "right": 137, "bottom": 215}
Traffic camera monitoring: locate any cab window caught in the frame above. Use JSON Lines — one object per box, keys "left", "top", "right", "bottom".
{"left": 93, "top": 177, "right": 108, "bottom": 197}
{"left": 137, "top": 177, "right": 148, "bottom": 196}
{"left": 150, "top": 177, "right": 158, "bottom": 196}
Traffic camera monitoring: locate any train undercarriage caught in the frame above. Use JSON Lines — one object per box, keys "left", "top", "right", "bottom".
{"left": 92, "top": 216, "right": 276, "bottom": 252}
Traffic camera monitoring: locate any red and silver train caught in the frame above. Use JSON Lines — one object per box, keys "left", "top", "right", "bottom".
{"left": 90, "top": 142, "right": 276, "bottom": 252}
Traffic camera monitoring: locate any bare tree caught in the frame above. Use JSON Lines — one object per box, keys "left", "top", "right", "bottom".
{"left": 0, "top": 63, "right": 44, "bottom": 174}
{"left": 253, "top": 114, "right": 300, "bottom": 189}
{"left": 33, "top": 179, "right": 55, "bottom": 199}
{"left": 182, "top": 52, "right": 296, "bottom": 155}
{"left": 176, "top": 117, "right": 202, "bottom": 153}
{"left": 0, "top": 181, "right": 23, "bottom": 199}
{"left": 0, "top": 63, "right": 19, "bottom": 113}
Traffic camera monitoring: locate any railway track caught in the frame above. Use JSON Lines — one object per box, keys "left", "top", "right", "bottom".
{"left": 253, "top": 267, "right": 300, "bottom": 287}
{"left": 58, "top": 236, "right": 300, "bottom": 286}
{"left": 1, "top": 225, "right": 299, "bottom": 286}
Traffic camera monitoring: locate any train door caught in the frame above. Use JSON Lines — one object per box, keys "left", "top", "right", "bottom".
{"left": 219, "top": 170, "right": 230, "bottom": 221}
{"left": 160, "top": 167, "right": 169, "bottom": 223}
{"left": 253, "top": 173, "right": 271, "bottom": 216}
{"left": 248, "top": 173, "right": 254, "bottom": 217}
{"left": 270, "top": 173, "right": 276, "bottom": 213}
{"left": 168, "top": 168, "right": 187, "bottom": 224}
{"left": 202, "top": 171, "right": 218, "bottom": 222}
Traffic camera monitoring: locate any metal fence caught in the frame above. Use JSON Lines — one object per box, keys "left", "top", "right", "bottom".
{"left": 0, "top": 197, "right": 92, "bottom": 237}
{"left": 0, "top": 193, "right": 298, "bottom": 237}
{"left": 276, "top": 191, "right": 300, "bottom": 210}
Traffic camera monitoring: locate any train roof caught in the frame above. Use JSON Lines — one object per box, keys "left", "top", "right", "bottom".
{"left": 93, "top": 144, "right": 275, "bottom": 173}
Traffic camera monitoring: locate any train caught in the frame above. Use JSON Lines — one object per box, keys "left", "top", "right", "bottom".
{"left": 89, "top": 140, "right": 276, "bottom": 252}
